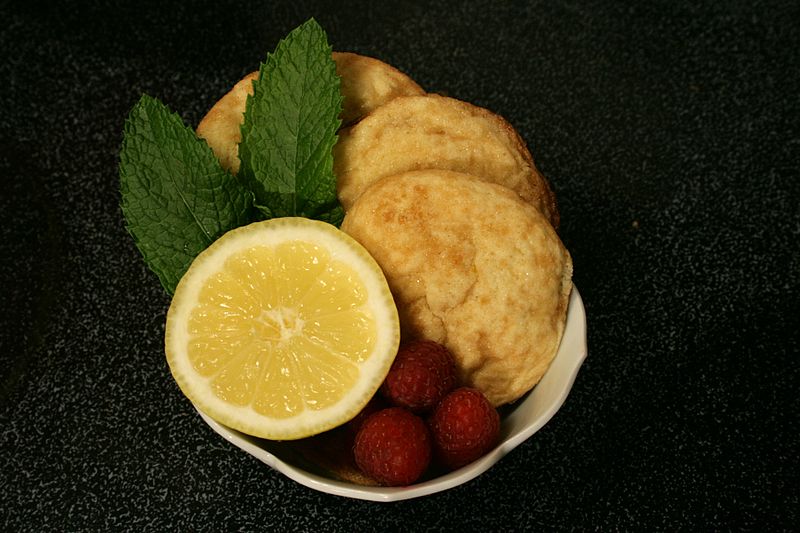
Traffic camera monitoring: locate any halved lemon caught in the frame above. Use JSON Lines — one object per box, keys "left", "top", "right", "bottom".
{"left": 165, "top": 217, "right": 400, "bottom": 440}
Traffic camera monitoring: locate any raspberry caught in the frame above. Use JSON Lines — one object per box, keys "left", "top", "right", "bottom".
{"left": 380, "top": 340, "right": 457, "bottom": 413}
{"left": 353, "top": 407, "right": 432, "bottom": 486}
{"left": 428, "top": 387, "right": 500, "bottom": 470}
{"left": 346, "top": 395, "right": 388, "bottom": 436}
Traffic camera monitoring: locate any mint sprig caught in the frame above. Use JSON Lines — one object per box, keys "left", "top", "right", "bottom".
{"left": 119, "top": 19, "right": 345, "bottom": 293}
{"left": 238, "top": 18, "right": 343, "bottom": 225}
{"left": 119, "top": 95, "right": 253, "bottom": 294}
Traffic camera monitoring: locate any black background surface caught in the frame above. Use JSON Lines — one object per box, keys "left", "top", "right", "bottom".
{"left": 2, "top": 1, "right": 798, "bottom": 530}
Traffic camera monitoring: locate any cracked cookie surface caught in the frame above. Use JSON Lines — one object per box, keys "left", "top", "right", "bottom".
{"left": 334, "top": 94, "right": 559, "bottom": 228}
{"left": 341, "top": 170, "right": 572, "bottom": 406}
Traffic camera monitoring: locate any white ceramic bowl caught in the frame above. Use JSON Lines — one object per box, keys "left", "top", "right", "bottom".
{"left": 196, "top": 286, "right": 587, "bottom": 502}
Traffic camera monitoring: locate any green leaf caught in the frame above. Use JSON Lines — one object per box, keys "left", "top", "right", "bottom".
{"left": 119, "top": 94, "right": 253, "bottom": 294}
{"left": 238, "top": 18, "right": 343, "bottom": 223}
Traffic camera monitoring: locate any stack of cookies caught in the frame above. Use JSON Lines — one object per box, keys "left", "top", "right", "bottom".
{"left": 198, "top": 52, "right": 572, "bottom": 410}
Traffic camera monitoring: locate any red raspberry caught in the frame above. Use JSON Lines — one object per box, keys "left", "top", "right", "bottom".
{"left": 346, "top": 395, "right": 388, "bottom": 436}
{"left": 380, "top": 340, "right": 457, "bottom": 413}
{"left": 428, "top": 387, "right": 500, "bottom": 470}
{"left": 353, "top": 407, "right": 432, "bottom": 486}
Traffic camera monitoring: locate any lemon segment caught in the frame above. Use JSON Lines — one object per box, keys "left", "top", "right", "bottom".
{"left": 165, "top": 218, "right": 400, "bottom": 440}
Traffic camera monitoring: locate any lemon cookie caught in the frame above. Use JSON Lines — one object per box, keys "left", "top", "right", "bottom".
{"left": 334, "top": 94, "right": 559, "bottom": 227}
{"left": 196, "top": 52, "right": 423, "bottom": 174}
{"left": 341, "top": 170, "right": 571, "bottom": 406}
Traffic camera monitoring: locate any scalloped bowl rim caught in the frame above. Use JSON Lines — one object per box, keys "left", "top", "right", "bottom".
{"left": 195, "top": 286, "right": 587, "bottom": 502}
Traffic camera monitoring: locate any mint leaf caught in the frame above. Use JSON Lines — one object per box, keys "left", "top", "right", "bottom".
{"left": 238, "top": 18, "right": 343, "bottom": 223}
{"left": 119, "top": 94, "right": 253, "bottom": 294}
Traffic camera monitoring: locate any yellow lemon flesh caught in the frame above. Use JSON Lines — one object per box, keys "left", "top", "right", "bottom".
{"left": 165, "top": 218, "right": 400, "bottom": 440}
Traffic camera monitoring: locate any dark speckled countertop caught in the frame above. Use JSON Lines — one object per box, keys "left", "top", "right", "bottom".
{"left": 2, "top": 1, "right": 798, "bottom": 530}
